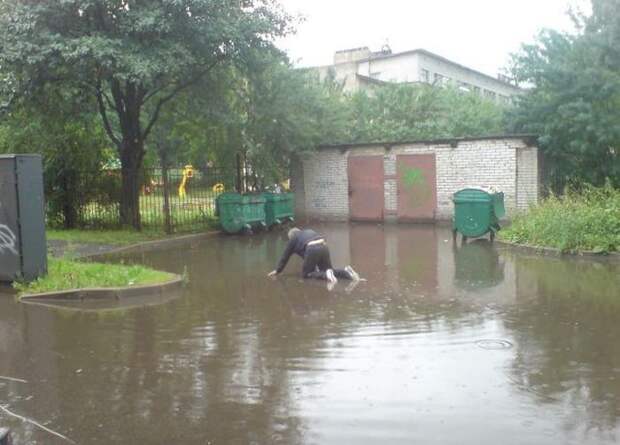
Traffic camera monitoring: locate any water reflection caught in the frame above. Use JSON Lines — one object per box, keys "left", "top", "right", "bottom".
{"left": 454, "top": 240, "right": 505, "bottom": 290}
{"left": 505, "top": 254, "right": 620, "bottom": 440}
{"left": 0, "top": 225, "right": 619, "bottom": 444}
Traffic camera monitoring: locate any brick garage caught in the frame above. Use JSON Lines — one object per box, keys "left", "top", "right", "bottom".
{"left": 294, "top": 135, "right": 540, "bottom": 222}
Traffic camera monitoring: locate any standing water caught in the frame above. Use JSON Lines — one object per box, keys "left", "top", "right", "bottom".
{"left": 1, "top": 224, "right": 619, "bottom": 444}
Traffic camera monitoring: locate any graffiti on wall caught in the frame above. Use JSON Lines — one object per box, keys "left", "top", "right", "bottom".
{"left": 0, "top": 200, "right": 18, "bottom": 257}
{"left": 0, "top": 224, "right": 17, "bottom": 256}
{"left": 398, "top": 162, "right": 431, "bottom": 208}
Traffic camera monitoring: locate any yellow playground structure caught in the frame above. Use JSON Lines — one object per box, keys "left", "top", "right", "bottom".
{"left": 178, "top": 165, "right": 194, "bottom": 199}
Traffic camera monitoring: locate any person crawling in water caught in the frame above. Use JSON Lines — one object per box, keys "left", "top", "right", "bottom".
{"left": 268, "top": 227, "right": 360, "bottom": 284}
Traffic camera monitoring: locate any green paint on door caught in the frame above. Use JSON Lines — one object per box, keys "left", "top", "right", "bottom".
{"left": 399, "top": 162, "right": 431, "bottom": 208}
{"left": 400, "top": 165, "right": 424, "bottom": 188}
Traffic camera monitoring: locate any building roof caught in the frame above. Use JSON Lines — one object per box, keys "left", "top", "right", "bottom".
{"left": 356, "top": 74, "right": 423, "bottom": 87}
{"left": 339, "top": 48, "right": 521, "bottom": 91}
{"left": 318, "top": 134, "right": 538, "bottom": 149}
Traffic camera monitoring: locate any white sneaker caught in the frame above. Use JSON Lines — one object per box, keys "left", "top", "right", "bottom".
{"left": 326, "top": 269, "right": 337, "bottom": 284}
{"left": 344, "top": 265, "right": 360, "bottom": 281}
{"left": 344, "top": 279, "right": 361, "bottom": 294}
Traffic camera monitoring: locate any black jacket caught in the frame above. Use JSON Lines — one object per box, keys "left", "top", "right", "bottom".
{"left": 275, "top": 229, "right": 323, "bottom": 273}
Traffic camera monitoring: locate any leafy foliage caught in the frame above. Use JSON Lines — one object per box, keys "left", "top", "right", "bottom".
{"left": 0, "top": 89, "right": 113, "bottom": 228}
{"left": 500, "top": 183, "right": 620, "bottom": 253}
{"left": 229, "top": 53, "right": 351, "bottom": 186}
{"left": 347, "top": 83, "right": 506, "bottom": 143}
{"left": 146, "top": 55, "right": 351, "bottom": 187}
{"left": 508, "top": 0, "right": 620, "bottom": 190}
{"left": 0, "top": 0, "right": 292, "bottom": 228}
{"left": 145, "top": 60, "right": 508, "bottom": 189}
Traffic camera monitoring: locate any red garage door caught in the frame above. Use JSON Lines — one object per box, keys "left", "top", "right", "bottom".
{"left": 397, "top": 154, "right": 437, "bottom": 222}
{"left": 348, "top": 156, "right": 384, "bottom": 221}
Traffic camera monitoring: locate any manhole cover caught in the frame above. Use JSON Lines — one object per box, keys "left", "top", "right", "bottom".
{"left": 475, "top": 339, "right": 513, "bottom": 350}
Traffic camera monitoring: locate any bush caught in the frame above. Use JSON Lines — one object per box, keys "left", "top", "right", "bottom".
{"left": 500, "top": 184, "right": 620, "bottom": 253}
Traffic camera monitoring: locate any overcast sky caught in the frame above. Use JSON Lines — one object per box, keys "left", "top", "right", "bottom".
{"left": 276, "top": 0, "right": 589, "bottom": 77}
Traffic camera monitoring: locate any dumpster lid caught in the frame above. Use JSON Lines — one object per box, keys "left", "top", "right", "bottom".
{"left": 459, "top": 185, "right": 500, "bottom": 194}
{"left": 452, "top": 186, "right": 502, "bottom": 200}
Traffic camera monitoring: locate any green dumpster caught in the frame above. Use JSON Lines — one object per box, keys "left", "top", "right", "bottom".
{"left": 216, "top": 193, "right": 267, "bottom": 234}
{"left": 262, "top": 192, "right": 295, "bottom": 227}
{"left": 216, "top": 192, "right": 245, "bottom": 234}
{"left": 241, "top": 193, "right": 267, "bottom": 230}
{"left": 452, "top": 187, "right": 505, "bottom": 241}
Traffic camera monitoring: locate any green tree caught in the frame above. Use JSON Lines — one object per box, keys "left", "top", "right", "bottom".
{"left": 0, "top": 0, "right": 290, "bottom": 229}
{"left": 346, "top": 83, "right": 506, "bottom": 143}
{"left": 148, "top": 52, "right": 350, "bottom": 189}
{"left": 233, "top": 51, "right": 350, "bottom": 187}
{"left": 508, "top": 0, "right": 620, "bottom": 190}
{"left": 0, "top": 88, "right": 112, "bottom": 228}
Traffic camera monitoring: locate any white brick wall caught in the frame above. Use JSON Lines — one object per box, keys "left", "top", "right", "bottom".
{"left": 299, "top": 137, "right": 539, "bottom": 221}
{"left": 290, "top": 156, "right": 305, "bottom": 217}
{"left": 384, "top": 154, "right": 396, "bottom": 176}
{"left": 384, "top": 179, "right": 397, "bottom": 211}
{"left": 302, "top": 149, "right": 349, "bottom": 220}
{"left": 516, "top": 147, "right": 539, "bottom": 211}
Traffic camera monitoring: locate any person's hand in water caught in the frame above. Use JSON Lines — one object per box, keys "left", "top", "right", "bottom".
{"left": 267, "top": 270, "right": 278, "bottom": 278}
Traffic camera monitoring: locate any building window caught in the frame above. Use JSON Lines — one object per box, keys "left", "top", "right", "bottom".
{"left": 458, "top": 81, "right": 471, "bottom": 92}
{"left": 433, "top": 73, "right": 444, "bottom": 85}
{"left": 473, "top": 86, "right": 481, "bottom": 94}
{"left": 484, "top": 90, "right": 496, "bottom": 100}
{"left": 420, "top": 69, "right": 430, "bottom": 83}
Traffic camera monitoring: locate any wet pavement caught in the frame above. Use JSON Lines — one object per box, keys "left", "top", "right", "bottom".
{"left": 1, "top": 223, "right": 620, "bottom": 444}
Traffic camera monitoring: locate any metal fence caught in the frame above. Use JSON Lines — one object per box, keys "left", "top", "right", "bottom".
{"left": 48, "top": 166, "right": 237, "bottom": 232}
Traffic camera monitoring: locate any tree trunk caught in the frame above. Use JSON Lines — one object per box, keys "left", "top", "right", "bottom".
{"left": 119, "top": 140, "right": 144, "bottom": 230}
{"left": 99, "top": 79, "right": 150, "bottom": 230}
{"left": 62, "top": 201, "right": 77, "bottom": 229}
{"left": 61, "top": 173, "right": 78, "bottom": 229}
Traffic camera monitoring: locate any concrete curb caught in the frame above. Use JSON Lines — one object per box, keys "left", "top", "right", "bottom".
{"left": 20, "top": 274, "right": 184, "bottom": 302}
{"left": 15, "top": 231, "right": 221, "bottom": 306}
{"left": 495, "top": 240, "right": 620, "bottom": 262}
{"left": 83, "top": 230, "right": 221, "bottom": 260}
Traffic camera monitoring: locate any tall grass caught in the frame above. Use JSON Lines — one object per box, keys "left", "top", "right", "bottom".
{"left": 500, "top": 184, "right": 620, "bottom": 253}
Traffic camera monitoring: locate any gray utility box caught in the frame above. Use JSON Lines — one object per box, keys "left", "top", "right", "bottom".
{"left": 0, "top": 155, "right": 47, "bottom": 282}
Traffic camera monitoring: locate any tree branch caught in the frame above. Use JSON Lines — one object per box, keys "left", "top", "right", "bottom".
{"left": 0, "top": 90, "right": 19, "bottom": 116}
{"left": 141, "top": 74, "right": 168, "bottom": 104}
{"left": 95, "top": 81, "right": 121, "bottom": 148}
{"left": 110, "top": 79, "right": 125, "bottom": 117}
{"left": 142, "top": 57, "right": 224, "bottom": 141}
{"left": 102, "top": 90, "right": 115, "bottom": 110}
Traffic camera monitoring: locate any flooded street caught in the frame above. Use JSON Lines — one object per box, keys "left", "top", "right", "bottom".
{"left": 1, "top": 224, "right": 620, "bottom": 444}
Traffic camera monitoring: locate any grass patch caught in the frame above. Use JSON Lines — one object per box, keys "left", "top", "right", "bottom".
{"left": 46, "top": 225, "right": 218, "bottom": 246}
{"left": 14, "top": 258, "right": 175, "bottom": 295}
{"left": 46, "top": 228, "right": 175, "bottom": 246}
{"left": 500, "top": 184, "right": 620, "bottom": 253}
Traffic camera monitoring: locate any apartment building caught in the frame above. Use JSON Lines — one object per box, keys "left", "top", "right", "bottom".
{"left": 316, "top": 46, "right": 521, "bottom": 102}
